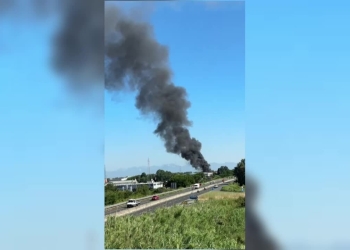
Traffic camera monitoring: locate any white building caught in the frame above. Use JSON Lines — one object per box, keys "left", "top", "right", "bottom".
{"left": 147, "top": 180, "right": 163, "bottom": 189}
{"left": 109, "top": 179, "right": 163, "bottom": 191}
{"left": 203, "top": 172, "right": 214, "bottom": 177}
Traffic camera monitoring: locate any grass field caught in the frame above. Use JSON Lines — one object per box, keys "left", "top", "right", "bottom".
{"left": 198, "top": 191, "right": 245, "bottom": 201}
{"left": 105, "top": 198, "right": 245, "bottom": 249}
{"left": 221, "top": 183, "right": 244, "bottom": 192}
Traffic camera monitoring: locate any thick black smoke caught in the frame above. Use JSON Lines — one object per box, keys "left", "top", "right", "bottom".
{"left": 52, "top": 0, "right": 104, "bottom": 91}
{"left": 105, "top": 5, "right": 211, "bottom": 172}
{"left": 246, "top": 176, "right": 280, "bottom": 250}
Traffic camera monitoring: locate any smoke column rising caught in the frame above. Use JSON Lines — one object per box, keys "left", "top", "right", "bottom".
{"left": 105, "top": 5, "right": 211, "bottom": 172}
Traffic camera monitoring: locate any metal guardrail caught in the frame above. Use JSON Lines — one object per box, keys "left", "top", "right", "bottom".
{"left": 105, "top": 178, "right": 236, "bottom": 220}
{"left": 105, "top": 187, "right": 188, "bottom": 210}
{"left": 105, "top": 177, "right": 235, "bottom": 213}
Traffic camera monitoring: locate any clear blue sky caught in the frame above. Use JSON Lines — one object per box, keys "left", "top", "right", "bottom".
{"left": 105, "top": 1, "right": 245, "bottom": 171}
{"left": 0, "top": 12, "right": 103, "bottom": 250}
{"left": 247, "top": 0, "right": 350, "bottom": 248}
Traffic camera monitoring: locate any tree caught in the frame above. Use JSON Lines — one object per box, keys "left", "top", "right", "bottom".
{"left": 155, "top": 169, "right": 173, "bottom": 182}
{"left": 138, "top": 172, "right": 147, "bottom": 183}
{"left": 217, "top": 166, "right": 231, "bottom": 177}
{"left": 135, "top": 185, "right": 150, "bottom": 196}
{"left": 155, "top": 169, "right": 166, "bottom": 182}
{"left": 233, "top": 159, "right": 245, "bottom": 186}
{"left": 193, "top": 172, "right": 204, "bottom": 183}
{"left": 105, "top": 190, "right": 116, "bottom": 205}
{"left": 105, "top": 183, "right": 117, "bottom": 192}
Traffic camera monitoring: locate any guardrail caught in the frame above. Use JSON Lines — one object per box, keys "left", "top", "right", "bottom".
{"left": 105, "top": 178, "right": 235, "bottom": 220}
{"left": 105, "top": 187, "right": 187, "bottom": 210}
{"left": 105, "top": 177, "right": 235, "bottom": 214}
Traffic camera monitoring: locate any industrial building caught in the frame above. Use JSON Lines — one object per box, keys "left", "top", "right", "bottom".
{"left": 203, "top": 172, "right": 214, "bottom": 177}
{"left": 108, "top": 179, "right": 163, "bottom": 191}
{"left": 148, "top": 181, "right": 163, "bottom": 189}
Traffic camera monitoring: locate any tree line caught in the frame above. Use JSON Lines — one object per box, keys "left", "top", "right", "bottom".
{"left": 105, "top": 159, "right": 245, "bottom": 205}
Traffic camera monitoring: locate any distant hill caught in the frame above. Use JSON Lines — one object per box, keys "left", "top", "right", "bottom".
{"left": 106, "top": 162, "right": 237, "bottom": 178}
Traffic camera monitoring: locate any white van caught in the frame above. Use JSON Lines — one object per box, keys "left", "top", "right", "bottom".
{"left": 193, "top": 183, "right": 200, "bottom": 189}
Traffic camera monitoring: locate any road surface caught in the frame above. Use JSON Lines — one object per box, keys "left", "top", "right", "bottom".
{"left": 105, "top": 180, "right": 230, "bottom": 216}
{"left": 126, "top": 184, "right": 225, "bottom": 217}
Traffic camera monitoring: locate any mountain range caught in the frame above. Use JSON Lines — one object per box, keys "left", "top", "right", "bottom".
{"left": 106, "top": 162, "right": 237, "bottom": 178}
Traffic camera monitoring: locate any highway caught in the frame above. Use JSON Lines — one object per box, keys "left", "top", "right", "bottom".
{"left": 127, "top": 184, "right": 225, "bottom": 217}
{"left": 105, "top": 179, "right": 231, "bottom": 216}
{"left": 105, "top": 190, "right": 187, "bottom": 215}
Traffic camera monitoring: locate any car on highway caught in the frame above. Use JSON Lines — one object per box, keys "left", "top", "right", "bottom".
{"left": 214, "top": 185, "right": 218, "bottom": 188}
{"left": 126, "top": 199, "right": 140, "bottom": 208}
{"left": 151, "top": 195, "right": 159, "bottom": 201}
{"left": 189, "top": 195, "right": 198, "bottom": 200}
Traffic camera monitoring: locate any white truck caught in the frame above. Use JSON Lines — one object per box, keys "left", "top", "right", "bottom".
{"left": 193, "top": 183, "right": 200, "bottom": 189}
{"left": 126, "top": 199, "right": 140, "bottom": 208}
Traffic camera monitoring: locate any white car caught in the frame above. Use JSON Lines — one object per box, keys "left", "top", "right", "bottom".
{"left": 126, "top": 199, "right": 140, "bottom": 208}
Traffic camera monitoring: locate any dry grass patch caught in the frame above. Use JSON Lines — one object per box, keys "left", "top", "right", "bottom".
{"left": 199, "top": 191, "right": 245, "bottom": 201}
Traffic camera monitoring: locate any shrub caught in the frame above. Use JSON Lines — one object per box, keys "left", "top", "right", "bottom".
{"left": 152, "top": 187, "right": 167, "bottom": 194}
{"left": 221, "top": 183, "right": 242, "bottom": 192}
{"left": 236, "top": 196, "right": 245, "bottom": 207}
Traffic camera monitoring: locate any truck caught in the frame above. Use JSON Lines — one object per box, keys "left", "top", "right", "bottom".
{"left": 193, "top": 183, "right": 200, "bottom": 189}
{"left": 126, "top": 199, "right": 140, "bottom": 208}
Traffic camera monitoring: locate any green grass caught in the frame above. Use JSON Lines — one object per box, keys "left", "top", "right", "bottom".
{"left": 199, "top": 191, "right": 245, "bottom": 201}
{"left": 221, "top": 183, "right": 244, "bottom": 192}
{"left": 105, "top": 198, "right": 245, "bottom": 249}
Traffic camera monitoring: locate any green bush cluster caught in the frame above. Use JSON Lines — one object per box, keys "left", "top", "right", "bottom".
{"left": 105, "top": 199, "right": 245, "bottom": 249}
{"left": 221, "top": 183, "right": 243, "bottom": 192}
{"left": 235, "top": 196, "right": 245, "bottom": 207}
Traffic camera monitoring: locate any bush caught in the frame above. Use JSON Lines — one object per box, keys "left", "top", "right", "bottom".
{"left": 233, "top": 159, "right": 245, "bottom": 186}
{"left": 152, "top": 187, "right": 167, "bottom": 194}
{"left": 235, "top": 196, "right": 245, "bottom": 207}
{"left": 105, "top": 199, "right": 245, "bottom": 249}
{"left": 221, "top": 183, "right": 242, "bottom": 192}
{"left": 105, "top": 190, "right": 117, "bottom": 206}
{"left": 135, "top": 185, "right": 151, "bottom": 196}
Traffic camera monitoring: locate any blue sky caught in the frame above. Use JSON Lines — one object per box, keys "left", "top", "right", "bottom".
{"left": 0, "top": 12, "right": 103, "bottom": 250}
{"left": 105, "top": 1, "right": 245, "bottom": 171}
{"left": 247, "top": 0, "right": 350, "bottom": 248}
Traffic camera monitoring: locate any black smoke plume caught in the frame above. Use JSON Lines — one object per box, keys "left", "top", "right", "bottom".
{"left": 105, "top": 5, "right": 211, "bottom": 172}
{"left": 52, "top": 0, "right": 104, "bottom": 89}
{"left": 246, "top": 176, "right": 280, "bottom": 250}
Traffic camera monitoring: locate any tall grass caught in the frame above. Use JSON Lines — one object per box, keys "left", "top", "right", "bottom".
{"left": 221, "top": 183, "right": 244, "bottom": 192}
{"left": 105, "top": 198, "right": 245, "bottom": 249}
{"left": 199, "top": 191, "right": 245, "bottom": 201}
